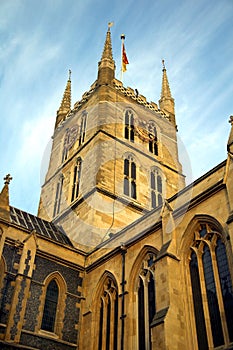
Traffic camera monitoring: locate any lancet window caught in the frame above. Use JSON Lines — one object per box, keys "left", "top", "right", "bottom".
{"left": 189, "top": 223, "right": 233, "bottom": 349}
{"left": 79, "top": 112, "right": 87, "bottom": 146}
{"left": 148, "top": 123, "right": 158, "bottom": 155}
{"left": 53, "top": 174, "right": 64, "bottom": 217}
{"left": 137, "top": 252, "right": 156, "bottom": 350}
{"left": 71, "top": 158, "right": 82, "bottom": 202}
{"left": 97, "top": 277, "right": 118, "bottom": 350}
{"left": 150, "top": 167, "right": 163, "bottom": 209}
{"left": 41, "top": 279, "right": 59, "bottom": 332}
{"left": 124, "top": 110, "right": 134, "bottom": 142}
{"left": 124, "top": 155, "right": 137, "bottom": 199}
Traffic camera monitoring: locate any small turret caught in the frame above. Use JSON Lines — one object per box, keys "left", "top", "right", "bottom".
{"left": 159, "top": 60, "right": 176, "bottom": 126}
{"left": 55, "top": 70, "right": 72, "bottom": 129}
{"left": 227, "top": 115, "right": 233, "bottom": 154}
{"left": 97, "top": 23, "right": 115, "bottom": 85}
{"left": 0, "top": 174, "right": 12, "bottom": 221}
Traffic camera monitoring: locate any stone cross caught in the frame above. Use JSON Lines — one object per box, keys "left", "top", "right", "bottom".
{"left": 4, "top": 174, "right": 12, "bottom": 185}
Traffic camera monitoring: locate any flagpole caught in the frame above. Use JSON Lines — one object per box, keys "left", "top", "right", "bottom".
{"left": 120, "top": 34, "right": 125, "bottom": 82}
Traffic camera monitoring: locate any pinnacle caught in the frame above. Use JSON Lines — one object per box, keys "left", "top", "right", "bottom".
{"left": 101, "top": 28, "right": 113, "bottom": 61}
{"left": 161, "top": 60, "right": 172, "bottom": 100}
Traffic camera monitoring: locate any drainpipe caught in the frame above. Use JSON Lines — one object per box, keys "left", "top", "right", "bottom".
{"left": 120, "top": 244, "right": 127, "bottom": 350}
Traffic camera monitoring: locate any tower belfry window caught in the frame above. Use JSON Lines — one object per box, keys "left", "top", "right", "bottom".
{"left": 79, "top": 112, "right": 87, "bottom": 146}
{"left": 53, "top": 174, "right": 64, "bottom": 217}
{"left": 124, "top": 110, "right": 134, "bottom": 142}
{"left": 148, "top": 124, "right": 158, "bottom": 155}
{"left": 150, "top": 168, "right": 163, "bottom": 209}
{"left": 71, "top": 158, "right": 82, "bottom": 202}
{"left": 124, "top": 155, "right": 136, "bottom": 199}
{"left": 189, "top": 223, "right": 233, "bottom": 349}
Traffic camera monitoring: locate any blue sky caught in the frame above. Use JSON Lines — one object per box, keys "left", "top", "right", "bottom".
{"left": 0, "top": 0, "right": 233, "bottom": 215}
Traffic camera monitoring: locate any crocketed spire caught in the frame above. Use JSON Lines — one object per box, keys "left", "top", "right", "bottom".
{"left": 159, "top": 60, "right": 175, "bottom": 126}
{"left": 55, "top": 70, "right": 72, "bottom": 129}
{"left": 97, "top": 25, "right": 115, "bottom": 85}
{"left": 0, "top": 174, "right": 12, "bottom": 221}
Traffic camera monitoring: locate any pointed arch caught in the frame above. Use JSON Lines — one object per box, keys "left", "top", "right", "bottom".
{"left": 93, "top": 271, "right": 119, "bottom": 350}
{"left": 181, "top": 215, "right": 233, "bottom": 349}
{"left": 124, "top": 108, "right": 135, "bottom": 142}
{"left": 150, "top": 166, "right": 164, "bottom": 209}
{"left": 123, "top": 153, "right": 137, "bottom": 199}
{"left": 128, "top": 246, "right": 158, "bottom": 350}
{"left": 36, "top": 271, "right": 67, "bottom": 337}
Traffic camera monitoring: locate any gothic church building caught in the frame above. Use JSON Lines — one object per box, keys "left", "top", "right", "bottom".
{"left": 0, "top": 27, "right": 233, "bottom": 350}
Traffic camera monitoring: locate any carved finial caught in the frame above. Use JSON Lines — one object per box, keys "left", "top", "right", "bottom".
{"left": 108, "top": 21, "right": 114, "bottom": 29}
{"left": 162, "top": 59, "right": 166, "bottom": 70}
{"left": 229, "top": 115, "right": 233, "bottom": 125}
{"left": 68, "top": 69, "right": 71, "bottom": 81}
{"left": 4, "top": 174, "right": 12, "bottom": 185}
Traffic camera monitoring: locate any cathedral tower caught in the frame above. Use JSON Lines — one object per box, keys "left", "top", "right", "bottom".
{"left": 38, "top": 27, "right": 185, "bottom": 249}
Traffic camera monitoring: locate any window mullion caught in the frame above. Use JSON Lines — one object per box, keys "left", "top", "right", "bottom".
{"left": 102, "top": 297, "right": 107, "bottom": 350}
{"left": 210, "top": 243, "right": 230, "bottom": 344}
{"left": 196, "top": 249, "right": 214, "bottom": 348}
{"left": 143, "top": 276, "right": 150, "bottom": 350}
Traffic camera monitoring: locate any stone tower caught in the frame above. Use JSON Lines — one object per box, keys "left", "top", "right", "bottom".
{"left": 38, "top": 27, "right": 185, "bottom": 249}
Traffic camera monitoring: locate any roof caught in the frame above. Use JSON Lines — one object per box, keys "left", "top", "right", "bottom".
{"left": 10, "top": 206, "right": 73, "bottom": 247}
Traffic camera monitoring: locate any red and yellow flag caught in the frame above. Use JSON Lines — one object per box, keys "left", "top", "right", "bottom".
{"left": 122, "top": 43, "right": 129, "bottom": 72}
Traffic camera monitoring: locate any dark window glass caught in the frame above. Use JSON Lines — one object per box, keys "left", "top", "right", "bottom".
{"left": 131, "top": 162, "right": 136, "bottom": 180}
{"left": 114, "top": 296, "right": 118, "bottom": 350}
{"left": 151, "top": 192, "right": 156, "bottom": 209}
{"left": 138, "top": 277, "right": 145, "bottom": 350}
{"left": 106, "top": 294, "right": 111, "bottom": 350}
{"left": 158, "top": 194, "right": 163, "bottom": 206}
{"left": 151, "top": 172, "right": 155, "bottom": 190}
{"left": 124, "top": 178, "right": 129, "bottom": 196}
{"left": 190, "top": 251, "right": 208, "bottom": 350}
{"left": 98, "top": 299, "right": 104, "bottom": 350}
{"left": 131, "top": 181, "right": 136, "bottom": 199}
{"left": 203, "top": 244, "right": 224, "bottom": 347}
{"left": 124, "top": 159, "right": 129, "bottom": 176}
{"left": 216, "top": 239, "right": 233, "bottom": 342}
{"left": 157, "top": 176, "right": 162, "bottom": 193}
{"left": 41, "top": 280, "right": 58, "bottom": 332}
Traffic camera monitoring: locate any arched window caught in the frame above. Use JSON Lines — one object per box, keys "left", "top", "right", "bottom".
{"left": 62, "top": 128, "right": 70, "bottom": 162}
{"left": 124, "top": 110, "right": 134, "bottom": 142}
{"left": 71, "top": 158, "right": 82, "bottom": 202}
{"left": 41, "top": 279, "right": 59, "bottom": 332}
{"left": 150, "top": 168, "right": 163, "bottom": 209}
{"left": 137, "top": 253, "right": 156, "bottom": 350}
{"left": 148, "top": 124, "right": 158, "bottom": 155}
{"left": 53, "top": 174, "right": 64, "bottom": 217}
{"left": 189, "top": 223, "right": 233, "bottom": 348}
{"left": 79, "top": 112, "right": 87, "bottom": 146}
{"left": 97, "top": 277, "right": 118, "bottom": 350}
{"left": 124, "top": 155, "right": 136, "bottom": 199}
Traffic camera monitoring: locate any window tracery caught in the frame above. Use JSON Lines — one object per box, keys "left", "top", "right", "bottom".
{"left": 137, "top": 252, "right": 156, "bottom": 350}
{"left": 97, "top": 277, "right": 118, "bottom": 350}
{"left": 189, "top": 223, "right": 233, "bottom": 349}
